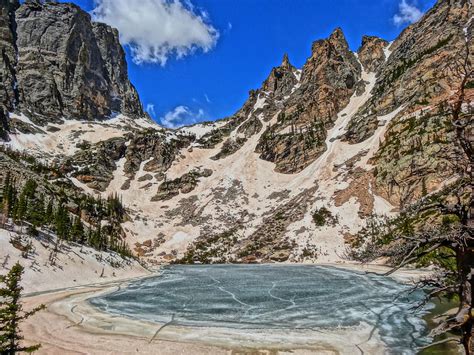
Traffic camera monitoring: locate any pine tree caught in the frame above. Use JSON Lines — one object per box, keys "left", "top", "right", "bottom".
{"left": 6, "top": 182, "right": 17, "bottom": 219}
{"left": 14, "top": 193, "right": 27, "bottom": 224}
{"left": 45, "top": 199, "right": 54, "bottom": 225}
{"left": 27, "top": 194, "right": 45, "bottom": 227}
{"left": 0, "top": 262, "right": 45, "bottom": 354}
{"left": 54, "top": 204, "right": 70, "bottom": 240}
{"left": 95, "top": 223, "right": 103, "bottom": 250}
{"left": 1, "top": 197, "right": 8, "bottom": 228}
{"left": 21, "top": 180, "right": 37, "bottom": 199}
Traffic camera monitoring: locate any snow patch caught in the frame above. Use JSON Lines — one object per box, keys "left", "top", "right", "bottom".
{"left": 383, "top": 41, "right": 394, "bottom": 61}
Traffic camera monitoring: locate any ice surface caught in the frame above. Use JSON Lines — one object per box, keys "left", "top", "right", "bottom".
{"left": 90, "top": 265, "right": 431, "bottom": 353}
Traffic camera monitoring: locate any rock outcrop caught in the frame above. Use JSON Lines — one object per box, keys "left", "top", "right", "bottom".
{"left": 261, "top": 53, "right": 298, "bottom": 97}
{"left": 15, "top": 1, "right": 143, "bottom": 123}
{"left": 91, "top": 22, "right": 143, "bottom": 117}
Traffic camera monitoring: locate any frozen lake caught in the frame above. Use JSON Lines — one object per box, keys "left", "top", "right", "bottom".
{"left": 90, "top": 264, "right": 431, "bottom": 353}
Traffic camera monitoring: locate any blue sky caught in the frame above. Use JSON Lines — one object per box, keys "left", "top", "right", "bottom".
{"left": 63, "top": 0, "right": 435, "bottom": 127}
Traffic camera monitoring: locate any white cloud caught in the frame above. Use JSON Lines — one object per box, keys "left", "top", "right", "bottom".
{"left": 204, "top": 94, "right": 211, "bottom": 103}
{"left": 161, "top": 105, "right": 205, "bottom": 128}
{"left": 92, "top": 0, "right": 219, "bottom": 65}
{"left": 393, "top": 0, "right": 423, "bottom": 26}
{"left": 146, "top": 103, "right": 156, "bottom": 117}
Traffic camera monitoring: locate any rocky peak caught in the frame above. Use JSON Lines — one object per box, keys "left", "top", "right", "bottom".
{"left": 261, "top": 53, "right": 297, "bottom": 97}
{"left": 6, "top": 1, "right": 143, "bottom": 125}
{"left": 357, "top": 36, "right": 389, "bottom": 73}
{"left": 344, "top": 0, "right": 472, "bottom": 145}
{"left": 281, "top": 53, "right": 291, "bottom": 69}
{"left": 303, "top": 27, "right": 360, "bottom": 85}
{"left": 328, "top": 27, "right": 349, "bottom": 52}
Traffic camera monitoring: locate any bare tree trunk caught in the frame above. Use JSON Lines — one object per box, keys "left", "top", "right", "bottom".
{"left": 457, "top": 246, "right": 474, "bottom": 354}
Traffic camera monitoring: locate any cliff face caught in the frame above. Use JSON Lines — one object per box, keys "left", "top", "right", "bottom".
{"left": 91, "top": 22, "right": 143, "bottom": 117}
{"left": 345, "top": 0, "right": 472, "bottom": 144}
{"left": 0, "top": 0, "right": 19, "bottom": 137}
{"left": 15, "top": 1, "right": 143, "bottom": 123}
{"left": 0, "top": 1, "right": 143, "bottom": 128}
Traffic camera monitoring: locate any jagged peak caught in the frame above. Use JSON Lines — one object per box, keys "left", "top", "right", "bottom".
{"left": 329, "top": 27, "right": 344, "bottom": 39}
{"left": 260, "top": 53, "right": 297, "bottom": 96}
{"left": 328, "top": 27, "right": 349, "bottom": 50}
{"left": 281, "top": 53, "right": 291, "bottom": 69}
{"left": 310, "top": 27, "right": 350, "bottom": 55}
{"left": 357, "top": 35, "right": 389, "bottom": 55}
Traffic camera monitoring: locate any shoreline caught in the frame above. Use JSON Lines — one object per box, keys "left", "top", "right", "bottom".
{"left": 21, "top": 263, "right": 433, "bottom": 354}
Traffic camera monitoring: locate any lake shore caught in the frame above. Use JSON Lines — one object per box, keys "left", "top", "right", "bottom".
{"left": 20, "top": 263, "right": 433, "bottom": 354}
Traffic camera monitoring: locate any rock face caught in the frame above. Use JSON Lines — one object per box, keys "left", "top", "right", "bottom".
{"left": 357, "top": 36, "right": 389, "bottom": 73}
{"left": 1, "top": 1, "right": 143, "bottom": 127}
{"left": 91, "top": 22, "right": 143, "bottom": 117}
{"left": 261, "top": 53, "right": 298, "bottom": 97}
{"left": 0, "top": 0, "right": 19, "bottom": 137}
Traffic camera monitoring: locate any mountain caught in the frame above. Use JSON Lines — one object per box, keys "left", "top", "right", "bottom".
{"left": 0, "top": 0, "right": 472, "bottom": 268}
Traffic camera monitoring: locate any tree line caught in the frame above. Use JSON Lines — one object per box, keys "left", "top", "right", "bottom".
{"left": 1, "top": 172, "right": 133, "bottom": 258}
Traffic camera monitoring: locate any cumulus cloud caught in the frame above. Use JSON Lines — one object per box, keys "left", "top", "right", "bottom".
{"left": 161, "top": 105, "right": 205, "bottom": 128}
{"left": 146, "top": 103, "right": 156, "bottom": 117}
{"left": 92, "top": 0, "right": 219, "bottom": 65}
{"left": 393, "top": 0, "right": 423, "bottom": 26}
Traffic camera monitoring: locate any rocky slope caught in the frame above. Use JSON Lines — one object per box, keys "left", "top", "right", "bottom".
{"left": 0, "top": 0, "right": 472, "bottom": 266}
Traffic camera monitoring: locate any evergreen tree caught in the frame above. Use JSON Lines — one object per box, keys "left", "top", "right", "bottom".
{"left": 54, "top": 204, "right": 70, "bottom": 240}
{"left": 45, "top": 199, "right": 54, "bottom": 225}
{"left": 27, "top": 194, "right": 45, "bottom": 227}
{"left": 0, "top": 263, "right": 45, "bottom": 354}
{"left": 5, "top": 183, "right": 18, "bottom": 219}
{"left": 21, "top": 180, "right": 37, "bottom": 199}
{"left": 14, "top": 193, "right": 27, "bottom": 223}
{"left": 1, "top": 196, "right": 8, "bottom": 228}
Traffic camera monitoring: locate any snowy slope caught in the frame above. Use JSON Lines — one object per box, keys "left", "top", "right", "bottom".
{"left": 0, "top": 227, "right": 148, "bottom": 293}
